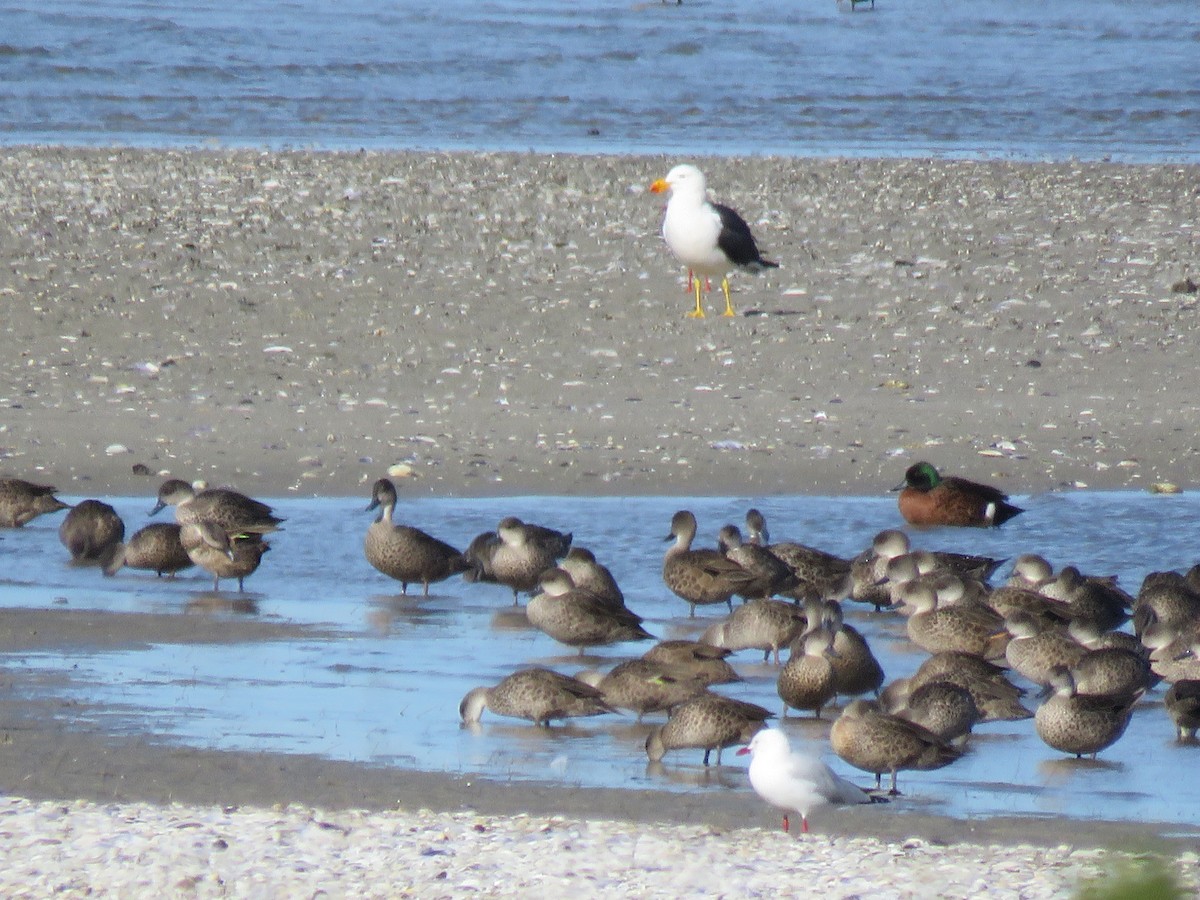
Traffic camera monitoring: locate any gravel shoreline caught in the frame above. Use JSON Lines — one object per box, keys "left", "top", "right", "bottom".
{"left": 3, "top": 147, "right": 1198, "bottom": 498}
{"left": 6, "top": 797, "right": 1195, "bottom": 899}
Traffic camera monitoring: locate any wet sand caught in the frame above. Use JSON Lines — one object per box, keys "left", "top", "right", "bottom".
{"left": 2, "top": 149, "right": 1200, "bottom": 874}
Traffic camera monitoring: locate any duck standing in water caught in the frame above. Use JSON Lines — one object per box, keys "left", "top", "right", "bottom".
{"left": 58, "top": 499, "right": 124, "bottom": 564}
{"left": 151, "top": 478, "right": 283, "bottom": 534}
{"left": 464, "top": 516, "right": 571, "bottom": 604}
{"left": 179, "top": 521, "right": 271, "bottom": 592}
{"left": 894, "top": 461, "right": 1024, "bottom": 527}
{"left": 662, "top": 510, "right": 756, "bottom": 616}
{"left": 459, "top": 667, "right": 613, "bottom": 728}
{"left": 104, "top": 522, "right": 194, "bottom": 578}
{"left": 363, "top": 478, "right": 470, "bottom": 596}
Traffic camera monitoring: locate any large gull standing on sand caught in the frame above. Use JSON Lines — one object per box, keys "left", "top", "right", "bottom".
{"left": 649, "top": 164, "right": 778, "bottom": 318}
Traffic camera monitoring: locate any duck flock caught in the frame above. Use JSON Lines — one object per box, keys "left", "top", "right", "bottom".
{"left": 2, "top": 464, "right": 1199, "bottom": 832}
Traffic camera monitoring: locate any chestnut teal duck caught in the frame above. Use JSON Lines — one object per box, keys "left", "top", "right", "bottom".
{"left": 894, "top": 461, "right": 1024, "bottom": 528}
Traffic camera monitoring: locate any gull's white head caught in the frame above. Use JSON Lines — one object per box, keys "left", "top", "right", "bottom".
{"left": 649, "top": 163, "right": 707, "bottom": 200}
{"left": 738, "top": 726, "right": 790, "bottom": 759}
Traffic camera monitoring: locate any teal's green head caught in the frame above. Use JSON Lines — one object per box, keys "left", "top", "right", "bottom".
{"left": 904, "top": 461, "right": 942, "bottom": 491}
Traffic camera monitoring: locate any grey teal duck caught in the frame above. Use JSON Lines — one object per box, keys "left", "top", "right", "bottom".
{"left": 699, "top": 598, "right": 806, "bottom": 664}
{"left": 363, "top": 478, "right": 469, "bottom": 596}
{"left": 743, "top": 508, "right": 852, "bottom": 602}
{"left": 830, "top": 699, "right": 962, "bottom": 794}
{"left": 459, "top": 667, "right": 612, "bottom": 727}
{"left": 858, "top": 529, "right": 1005, "bottom": 585}
{"left": 884, "top": 680, "right": 979, "bottom": 743}
{"left": 1038, "top": 566, "right": 1132, "bottom": 633}
{"left": 58, "top": 499, "right": 124, "bottom": 564}
{"left": 644, "top": 693, "right": 772, "bottom": 766}
{"left": 909, "top": 651, "right": 1031, "bottom": 722}
{"left": 1003, "top": 612, "right": 1088, "bottom": 687}
{"left": 662, "top": 510, "right": 756, "bottom": 616}
{"left": 559, "top": 546, "right": 625, "bottom": 609}
{"left": 180, "top": 521, "right": 271, "bottom": 591}
{"left": 1135, "top": 571, "right": 1200, "bottom": 635}
{"left": 717, "top": 524, "right": 798, "bottom": 600}
{"left": 151, "top": 478, "right": 282, "bottom": 534}
{"left": 777, "top": 625, "right": 838, "bottom": 719}
{"left": 464, "top": 516, "right": 571, "bottom": 604}
{"left": 104, "top": 522, "right": 194, "bottom": 578}
{"left": 1164, "top": 680, "right": 1200, "bottom": 741}
{"left": 1070, "top": 647, "right": 1154, "bottom": 697}
{"left": 641, "top": 640, "right": 742, "bottom": 686}
{"left": 1033, "top": 665, "right": 1138, "bottom": 758}
{"left": 575, "top": 659, "right": 710, "bottom": 721}
{"left": 0, "top": 478, "right": 69, "bottom": 528}
{"left": 896, "top": 582, "right": 1008, "bottom": 660}
{"left": 525, "top": 568, "right": 653, "bottom": 654}
{"left": 821, "top": 600, "right": 885, "bottom": 699}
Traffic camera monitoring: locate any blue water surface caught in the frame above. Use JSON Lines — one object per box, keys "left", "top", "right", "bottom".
{"left": 2, "top": 490, "right": 1200, "bottom": 829}
{"left": 2, "top": 0, "right": 1198, "bottom": 159}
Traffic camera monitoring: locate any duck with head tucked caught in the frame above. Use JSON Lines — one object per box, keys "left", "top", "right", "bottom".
{"left": 641, "top": 640, "right": 742, "bottom": 686}
{"left": 363, "top": 478, "right": 470, "bottom": 596}
{"left": 0, "top": 478, "right": 70, "bottom": 528}
{"left": 1034, "top": 665, "right": 1140, "bottom": 758}
{"left": 894, "top": 462, "right": 1024, "bottom": 528}
{"left": 575, "top": 659, "right": 711, "bottom": 722}
{"left": 58, "top": 499, "right": 124, "bottom": 565}
{"left": 526, "top": 568, "right": 653, "bottom": 654}
{"left": 830, "top": 699, "right": 963, "bottom": 794}
{"left": 464, "top": 516, "right": 571, "bottom": 604}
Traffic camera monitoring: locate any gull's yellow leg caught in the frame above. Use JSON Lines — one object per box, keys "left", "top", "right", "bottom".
{"left": 720, "top": 277, "right": 736, "bottom": 317}
{"left": 687, "top": 274, "right": 705, "bottom": 317}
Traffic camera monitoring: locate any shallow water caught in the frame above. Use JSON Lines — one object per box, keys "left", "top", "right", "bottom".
{"left": 4, "top": 0, "right": 1198, "bottom": 160}
{"left": 2, "top": 490, "right": 1200, "bottom": 829}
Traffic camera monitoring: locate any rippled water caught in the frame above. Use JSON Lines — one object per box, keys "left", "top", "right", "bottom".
{"left": 4, "top": 0, "right": 1198, "bottom": 159}
{"left": 3, "top": 490, "right": 1200, "bottom": 828}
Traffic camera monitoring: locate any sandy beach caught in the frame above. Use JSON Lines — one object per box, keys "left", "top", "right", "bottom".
{"left": 2, "top": 148, "right": 1197, "bottom": 499}
{"left": 3, "top": 148, "right": 1200, "bottom": 894}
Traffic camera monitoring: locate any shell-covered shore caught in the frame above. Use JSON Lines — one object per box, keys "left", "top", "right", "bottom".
{"left": 4, "top": 797, "right": 1194, "bottom": 899}
{"left": 2, "top": 147, "right": 1197, "bottom": 498}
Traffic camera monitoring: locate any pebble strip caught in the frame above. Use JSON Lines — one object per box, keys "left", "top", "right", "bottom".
{"left": 2, "top": 797, "right": 1196, "bottom": 898}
